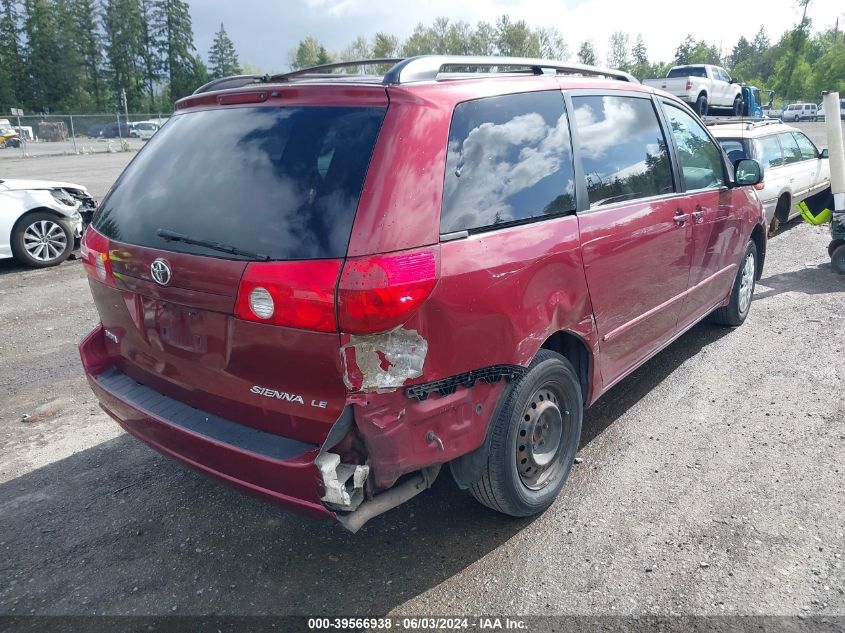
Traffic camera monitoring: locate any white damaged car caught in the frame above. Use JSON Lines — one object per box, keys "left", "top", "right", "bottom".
{"left": 1, "top": 178, "right": 97, "bottom": 267}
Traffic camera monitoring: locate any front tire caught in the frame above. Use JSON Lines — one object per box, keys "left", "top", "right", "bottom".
{"left": 713, "top": 240, "right": 757, "bottom": 326}
{"left": 732, "top": 96, "right": 742, "bottom": 116}
{"left": 469, "top": 350, "right": 583, "bottom": 517}
{"left": 11, "top": 212, "right": 73, "bottom": 268}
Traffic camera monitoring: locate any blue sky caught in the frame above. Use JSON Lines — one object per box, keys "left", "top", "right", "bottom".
{"left": 190, "top": 0, "right": 843, "bottom": 73}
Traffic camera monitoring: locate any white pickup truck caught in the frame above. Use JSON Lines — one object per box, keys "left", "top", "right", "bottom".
{"left": 644, "top": 65, "right": 743, "bottom": 117}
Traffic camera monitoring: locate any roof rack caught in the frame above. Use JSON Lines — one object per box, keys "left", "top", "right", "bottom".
{"left": 703, "top": 116, "right": 783, "bottom": 129}
{"left": 192, "top": 55, "right": 637, "bottom": 95}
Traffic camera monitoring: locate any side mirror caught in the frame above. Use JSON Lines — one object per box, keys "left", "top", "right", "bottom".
{"left": 734, "top": 159, "right": 762, "bottom": 186}
{"left": 820, "top": 148, "right": 829, "bottom": 159}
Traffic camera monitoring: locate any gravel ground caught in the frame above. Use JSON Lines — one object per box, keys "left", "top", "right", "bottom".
{"left": 0, "top": 125, "right": 843, "bottom": 619}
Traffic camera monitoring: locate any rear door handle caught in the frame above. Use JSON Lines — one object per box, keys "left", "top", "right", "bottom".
{"left": 692, "top": 210, "right": 704, "bottom": 224}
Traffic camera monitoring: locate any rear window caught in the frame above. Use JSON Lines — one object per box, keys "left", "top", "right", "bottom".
{"left": 667, "top": 66, "right": 706, "bottom": 78}
{"left": 94, "top": 105, "right": 385, "bottom": 260}
{"left": 718, "top": 138, "right": 750, "bottom": 163}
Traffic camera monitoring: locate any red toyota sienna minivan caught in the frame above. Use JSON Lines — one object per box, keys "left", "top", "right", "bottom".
{"left": 79, "top": 56, "right": 766, "bottom": 532}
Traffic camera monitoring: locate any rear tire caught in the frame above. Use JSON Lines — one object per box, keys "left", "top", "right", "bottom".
{"left": 695, "top": 94, "right": 709, "bottom": 117}
{"left": 10, "top": 212, "right": 73, "bottom": 268}
{"left": 832, "top": 244, "right": 845, "bottom": 275}
{"left": 774, "top": 194, "right": 791, "bottom": 229}
{"left": 469, "top": 350, "right": 583, "bottom": 517}
{"left": 713, "top": 240, "right": 757, "bottom": 327}
{"left": 732, "top": 96, "right": 742, "bottom": 116}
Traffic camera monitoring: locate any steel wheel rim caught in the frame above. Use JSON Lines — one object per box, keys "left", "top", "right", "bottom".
{"left": 516, "top": 383, "right": 570, "bottom": 490}
{"left": 23, "top": 220, "right": 67, "bottom": 262}
{"left": 738, "top": 251, "right": 755, "bottom": 314}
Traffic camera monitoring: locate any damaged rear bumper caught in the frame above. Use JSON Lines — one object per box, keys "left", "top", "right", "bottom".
{"left": 80, "top": 325, "right": 334, "bottom": 521}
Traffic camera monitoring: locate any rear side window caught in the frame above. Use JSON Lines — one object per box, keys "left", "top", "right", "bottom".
{"left": 441, "top": 91, "right": 576, "bottom": 234}
{"left": 792, "top": 132, "right": 818, "bottom": 160}
{"left": 94, "top": 106, "right": 386, "bottom": 260}
{"left": 668, "top": 67, "right": 706, "bottom": 78}
{"left": 778, "top": 133, "right": 803, "bottom": 165}
{"left": 754, "top": 135, "right": 784, "bottom": 169}
{"left": 571, "top": 95, "right": 673, "bottom": 207}
{"left": 663, "top": 104, "right": 725, "bottom": 190}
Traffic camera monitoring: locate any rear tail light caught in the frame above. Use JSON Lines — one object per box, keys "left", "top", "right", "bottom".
{"left": 234, "top": 260, "right": 342, "bottom": 332}
{"left": 81, "top": 227, "right": 117, "bottom": 286}
{"left": 685, "top": 79, "right": 692, "bottom": 91}
{"left": 338, "top": 247, "right": 439, "bottom": 335}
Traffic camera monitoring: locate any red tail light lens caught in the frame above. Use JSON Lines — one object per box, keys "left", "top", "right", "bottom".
{"left": 80, "top": 227, "right": 116, "bottom": 286}
{"left": 234, "top": 260, "right": 342, "bottom": 332}
{"left": 338, "top": 247, "right": 439, "bottom": 334}
{"left": 685, "top": 79, "right": 692, "bottom": 91}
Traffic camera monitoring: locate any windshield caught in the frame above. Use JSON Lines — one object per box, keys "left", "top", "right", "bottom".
{"left": 93, "top": 105, "right": 386, "bottom": 260}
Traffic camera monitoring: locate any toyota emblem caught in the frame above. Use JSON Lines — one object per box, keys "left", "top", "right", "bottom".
{"left": 150, "top": 258, "right": 172, "bottom": 286}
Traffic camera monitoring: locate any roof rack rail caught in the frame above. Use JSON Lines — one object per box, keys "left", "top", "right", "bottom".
{"left": 382, "top": 55, "right": 637, "bottom": 84}
{"left": 703, "top": 116, "right": 783, "bottom": 128}
{"left": 191, "top": 56, "right": 637, "bottom": 95}
{"left": 193, "top": 74, "right": 269, "bottom": 95}
{"left": 269, "top": 58, "right": 403, "bottom": 82}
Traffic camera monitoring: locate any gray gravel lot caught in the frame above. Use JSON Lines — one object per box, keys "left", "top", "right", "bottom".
{"left": 0, "top": 123, "right": 843, "bottom": 619}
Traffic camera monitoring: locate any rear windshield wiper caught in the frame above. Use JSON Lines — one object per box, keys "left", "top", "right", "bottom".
{"left": 156, "top": 228, "right": 270, "bottom": 261}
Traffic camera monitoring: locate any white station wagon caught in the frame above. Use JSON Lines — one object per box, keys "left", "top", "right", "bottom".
{"left": 709, "top": 120, "right": 830, "bottom": 233}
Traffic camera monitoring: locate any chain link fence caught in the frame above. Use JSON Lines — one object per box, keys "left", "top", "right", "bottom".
{"left": 0, "top": 112, "right": 171, "bottom": 159}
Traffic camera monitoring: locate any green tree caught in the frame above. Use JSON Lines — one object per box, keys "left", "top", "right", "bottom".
{"left": 495, "top": 15, "right": 540, "bottom": 57}
{"left": 538, "top": 27, "right": 567, "bottom": 60}
{"left": 470, "top": 21, "right": 496, "bottom": 56}
{"left": 208, "top": 22, "right": 241, "bottom": 79}
{"left": 68, "top": 0, "right": 104, "bottom": 111}
{"left": 22, "top": 0, "right": 65, "bottom": 111}
{"left": 630, "top": 34, "right": 649, "bottom": 79}
{"left": 101, "top": 0, "right": 145, "bottom": 111}
{"left": 289, "top": 36, "right": 331, "bottom": 70}
{"left": 729, "top": 35, "right": 754, "bottom": 71}
{"left": 139, "top": 0, "right": 162, "bottom": 109}
{"left": 577, "top": 40, "right": 597, "bottom": 66}
{"left": 607, "top": 31, "right": 629, "bottom": 70}
{"left": 0, "top": 0, "right": 24, "bottom": 111}
{"left": 153, "top": 0, "right": 199, "bottom": 100}
{"left": 372, "top": 32, "right": 399, "bottom": 59}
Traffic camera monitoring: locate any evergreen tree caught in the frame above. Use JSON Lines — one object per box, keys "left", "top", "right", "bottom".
{"left": 68, "top": 0, "right": 104, "bottom": 111}
{"left": 153, "top": 0, "right": 199, "bottom": 100}
{"left": 22, "top": 0, "right": 64, "bottom": 111}
{"left": 0, "top": 0, "right": 23, "bottom": 111}
{"left": 102, "top": 0, "right": 146, "bottom": 111}
{"left": 139, "top": 0, "right": 162, "bottom": 108}
{"left": 631, "top": 35, "right": 650, "bottom": 80}
{"left": 577, "top": 40, "right": 597, "bottom": 66}
{"left": 208, "top": 22, "right": 240, "bottom": 79}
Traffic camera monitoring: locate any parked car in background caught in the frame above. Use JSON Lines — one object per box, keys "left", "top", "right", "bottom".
{"left": 79, "top": 56, "right": 767, "bottom": 532}
{"left": 782, "top": 103, "right": 817, "bottom": 122}
{"left": 644, "top": 64, "right": 743, "bottom": 116}
{"left": 87, "top": 124, "right": 104, "bottom": 138}
{"left": 1, "top": 178, "right": 96, "bottom": 267}
{"left": 709, "top": 119, "right": 830, "bottom": 233}
{"left": 99, "top": 123, "right": 132, "bottom": 138}
{"left": 816, "top": 99, "right": 845, "bottom": 121}
{"left": 129, "top": 121, "right": 160, "bottom": 140}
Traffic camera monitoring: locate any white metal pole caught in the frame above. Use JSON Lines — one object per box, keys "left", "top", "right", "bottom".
{"left": 823, "top": 92, "right": 845, "bottom": 213}
{"left": 70, "top": 115, "right": 78, "bottom": 154}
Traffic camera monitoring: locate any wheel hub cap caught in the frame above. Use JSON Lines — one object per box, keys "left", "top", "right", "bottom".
{"left": 516, "top": 386, "right": 568, "bottom": 490}
{"left": 23, "top": 220, "right": 67, "bottom": 262}
{"left": 738, "top": 251, "right": 755, "bottom": 314}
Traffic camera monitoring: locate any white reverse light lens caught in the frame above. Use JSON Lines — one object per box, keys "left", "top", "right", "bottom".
{"left": 249, "top": 286, "right": 274, "bottom": 319}
{"left": 95, "top": 255, "right": 107, "bottom": 281}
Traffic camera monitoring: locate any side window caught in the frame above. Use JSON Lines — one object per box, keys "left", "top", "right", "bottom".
{"left": 441, "top": 91, "right": 576, "bottom": 234}
{"left": 754, "top": 135, "right": 784, "bottom": 169}
{"left": 571, "top": 95, "right": 673, "bottom": 207}
{"left": 663, "top": 104, "right": 725, "bottom": 190}
{"left": 779, "top": 133, "right": 803, "bottom": 164}
{"left": 792, "top": 132, "right": 818, "bottom": 161}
